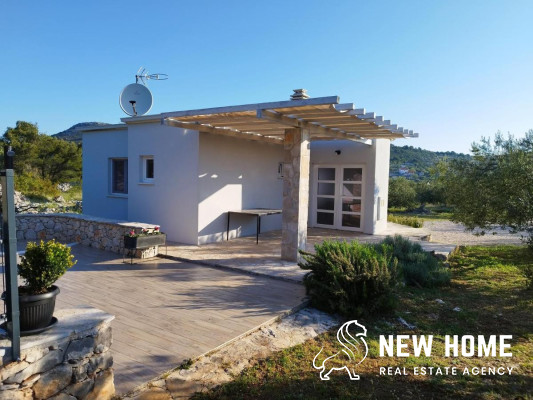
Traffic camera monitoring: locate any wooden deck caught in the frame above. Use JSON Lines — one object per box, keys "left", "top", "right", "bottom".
{"left": 55, "top": 245, "right": 307, "bottom": 395}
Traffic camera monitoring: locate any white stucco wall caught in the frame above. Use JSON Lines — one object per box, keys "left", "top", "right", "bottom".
{"left": 126, "top": 123, "right": 200, "bottom": 245}
{"left": 309, "top": 139, "right": 390, "bottom": 234}
{"left": 82, "top": 128, "right": 129, "bottom": 220}
{"left": 371, "top": 139, "right": 391, "bottom": 233}
{"left": 82, "top": 123, "right": 392, "bottom": 245}
{"left": 197, "top": 133, "right": 284, "bottom": 244}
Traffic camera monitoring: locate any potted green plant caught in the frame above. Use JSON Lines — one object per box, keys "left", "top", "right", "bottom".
{"left": 124, "top": 226, "right": 166, "bottom": 250}
{"left": 17, "top": 240, "right": 76, "bottom": 334}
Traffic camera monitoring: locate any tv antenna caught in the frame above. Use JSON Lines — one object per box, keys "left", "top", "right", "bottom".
{"left": 119, "top": 67, "right": 168, "bottom": 117}
{"left": 135, "top": 67, "right": 168, "bottom": 85}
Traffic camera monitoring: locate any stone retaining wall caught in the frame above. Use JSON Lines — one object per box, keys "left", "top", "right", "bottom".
{"left": 16, "top": 214, "right": 159, "bottom": 255}
{"left": 0, "top": 307, "right": 115, "bottom": 400}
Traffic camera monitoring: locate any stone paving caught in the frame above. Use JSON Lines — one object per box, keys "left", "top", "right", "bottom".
{"left": 163, "top": 224, "right": 457, "bottom": 283}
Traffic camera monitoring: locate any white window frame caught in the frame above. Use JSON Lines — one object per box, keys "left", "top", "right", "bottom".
{"left": 109, "top": 158, "right": 128, "bottom": 196}
{"left": 140, "top": 155, "right": 154, "bottom": 184}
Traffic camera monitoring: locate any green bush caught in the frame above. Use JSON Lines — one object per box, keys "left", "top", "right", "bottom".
{"left": 19, "top": 240, "right": 77, "bottom": 294}
{"left": 299, "top": 241, "right": 399, "bottom": 317}
{"left": 15, "top": 173, "right": 60, "bottom": 199}
{"left": 522, "top": 264, "right": 533, "bottom": 290}
{"left": 388, "top": 214, "right": 423, "bottom": 228}
{"left": 388, "top": 177, "right": 417, "bottom": 209}
{"left": 2, "top": 121, "right": 81, "bottom": 183}
{"left": 380, "top": 235, "right": 450, "bottom": 288}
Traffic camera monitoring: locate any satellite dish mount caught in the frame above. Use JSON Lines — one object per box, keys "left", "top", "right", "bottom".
{"left": 129, "top": 100, "right": 137, "bottom": 116}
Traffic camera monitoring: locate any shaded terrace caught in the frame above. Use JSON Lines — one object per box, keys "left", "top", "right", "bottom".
{"left": 163, "top": 225, "right": 457, "bottom": 283}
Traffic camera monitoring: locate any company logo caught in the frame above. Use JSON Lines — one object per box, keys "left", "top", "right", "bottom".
{"left": 313, "top": 320, "right": 514, "bottom": 381}
{"left": 313, "top": 320, "right": 368, "bottom": 380}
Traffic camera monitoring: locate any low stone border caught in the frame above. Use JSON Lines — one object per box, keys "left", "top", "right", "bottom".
{"left": 0, "top": 306, "right": 115, "bottom": 400}
{"left": 121, "top": 308, "right": 340, "bottom": 400}
{"left": 16, "top": 213, "right": 158, "bottom": 255}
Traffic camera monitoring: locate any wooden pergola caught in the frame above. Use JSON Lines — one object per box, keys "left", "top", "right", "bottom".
{"left": 157, "top": 96, "right": 418, "bottom": 261}
{"left": 160, "top": 96, "right": 417, "bottom": 144}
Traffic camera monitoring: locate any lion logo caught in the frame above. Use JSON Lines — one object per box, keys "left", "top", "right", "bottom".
{"left": 313, "top": 320, "right": 368, "bottom": 381}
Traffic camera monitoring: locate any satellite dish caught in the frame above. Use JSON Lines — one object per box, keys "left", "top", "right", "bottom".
{"left": 119, "top": 83, "right": 153, "bottom": 116}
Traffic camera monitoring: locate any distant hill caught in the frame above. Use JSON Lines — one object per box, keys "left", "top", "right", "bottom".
{"left": 390, "top": 144, "right": 470, "bottom": 180}
{"left": 52, "top": 122, "right": 111, "bottom": 143}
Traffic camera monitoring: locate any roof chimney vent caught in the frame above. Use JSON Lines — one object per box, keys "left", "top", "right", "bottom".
{"left": 290, "top": 89, "right": 310, "bottom": 101}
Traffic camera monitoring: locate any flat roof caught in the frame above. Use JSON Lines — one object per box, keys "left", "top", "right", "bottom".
{"left": 118, "top": 96, "right": 419, "bottom": 143}
{"left": 77, "top": 123, "right": 127, "bottom": 133}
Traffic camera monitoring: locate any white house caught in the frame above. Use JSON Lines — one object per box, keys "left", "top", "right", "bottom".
{"left": 81, "top": 92, "right": 417, "bottom": 261}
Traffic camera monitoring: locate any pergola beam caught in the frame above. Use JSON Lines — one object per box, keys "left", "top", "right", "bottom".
{"left": 162, "top": 96, "right": 340, "bottom": 119}
{"left": 257, "top": 109, "right": 304, "bottom": 128}
{"left": 257, "top": 109, "right": 369, "bottom": 140}
{"left": 163, "top": 118, "right": 282, "bottom": 144}
{"left": 311, "top": 134, "right": 372, "bottom": 145}
{"left": 160, "top": 99, "right": 417, "bottom": 142}
{"left": 333, "top": 103, "right": 356, "bottom": 111}
{"left": 256, "top": 108, "right": 409, "bottom": 141}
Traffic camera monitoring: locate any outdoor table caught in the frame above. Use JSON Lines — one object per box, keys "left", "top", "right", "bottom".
{"left": 226, "top": 209, "right": 282, "bottom": 244}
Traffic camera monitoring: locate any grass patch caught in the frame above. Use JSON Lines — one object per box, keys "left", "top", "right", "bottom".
{"left": 61, "top": 183, "right": 82, "bottom": 202}
{"left": 179, "top": 358, "right": 194, "bottom": 370}
{"left": 388, "top": 214, "right": 424, "bottom": 228}
{"left": 194, "top": 245, "right": 533, "bottom": 399}
{"left": 389, "top": 205, "right": 453, "bottom": 221}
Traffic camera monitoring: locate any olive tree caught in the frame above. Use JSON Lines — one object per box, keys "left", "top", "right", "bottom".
{"left": 441, "top": 130, "right": 533, "bottom": 247}
{"left": 388, "top": 177, "right": 417, "bottom": 209}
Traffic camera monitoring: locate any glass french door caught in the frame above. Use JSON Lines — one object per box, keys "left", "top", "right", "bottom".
{"left": 314, "top": 166, "right": 364, "bottom": 231}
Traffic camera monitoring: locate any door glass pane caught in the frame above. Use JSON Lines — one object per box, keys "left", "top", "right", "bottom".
{"left": 343, "top": 168, "right": 362, "bottom": 182}
{"left": 318, "top": 182, "right": 335, "bottom": 196}
{"left": 317, "top": 197, "right": 335, "bottom": 210}
{"left": 342, "top": 214, "right": 361, "bottom": 228}
{"left": 342, "top": 198, "right": 361, "bottom": 212}
{"left": 342, "top": 183, "right": 361, "bottom": 197}
{"left": 317, "top": 212, "right": 334, "bottom": 225}
{"left": 318, "top": 168, "right": 335, "bottom": 181}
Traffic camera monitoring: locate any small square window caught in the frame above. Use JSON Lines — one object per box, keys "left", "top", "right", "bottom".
{"left": 111, "top": 158, "right": 128, "bottom": 194}
{"left": 141, "top": 156, "right": 154, "bottom": 183}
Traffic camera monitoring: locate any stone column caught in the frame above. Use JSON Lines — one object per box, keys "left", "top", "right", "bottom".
{"left": 281, "top": 128, "right": 311, "bottom": 261}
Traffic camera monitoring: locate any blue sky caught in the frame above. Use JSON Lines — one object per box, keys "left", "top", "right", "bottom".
{"left": 1, "top": 0, "right": 532, "bottom": 153}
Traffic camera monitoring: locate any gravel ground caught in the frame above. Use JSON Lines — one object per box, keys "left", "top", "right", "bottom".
{"left": 423, "top": 220, "right": 526, "bottom": 246}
